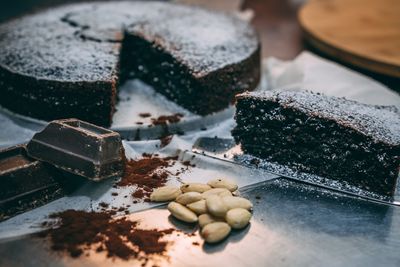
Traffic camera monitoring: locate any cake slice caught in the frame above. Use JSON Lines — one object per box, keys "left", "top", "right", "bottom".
{"left": 232, "top": 90, "right": 400, "bottom": 196}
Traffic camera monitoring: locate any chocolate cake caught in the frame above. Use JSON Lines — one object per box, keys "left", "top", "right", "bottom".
{"left": 0, "top": 1, "right": 260, "bottom": 126}
{"left": 232, "top": 90, "right": 400, "bottom": 196}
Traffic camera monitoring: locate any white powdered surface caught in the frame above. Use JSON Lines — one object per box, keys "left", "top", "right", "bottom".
{"left": 112, "top": 79, "right": 196, "bottom": 127}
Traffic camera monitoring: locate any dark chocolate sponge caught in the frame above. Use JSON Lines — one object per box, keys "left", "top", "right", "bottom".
{"left": 0, "top": 1, "right": 260, "bottom": 126}
{"left": 232, "top": 90, "right": 400, "bottom": 196}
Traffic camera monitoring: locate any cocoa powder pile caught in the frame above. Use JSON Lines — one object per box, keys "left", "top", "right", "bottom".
{"left": 39, "top": 210, "right": 175, "bottom": 262}
{"left": 118, "top": 154, "right": 178, "bottom": 201}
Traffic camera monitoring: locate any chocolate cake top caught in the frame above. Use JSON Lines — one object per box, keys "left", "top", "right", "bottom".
{"left": 237, "top": 90, "right": 400, "bottom": 146}
{"left": 0, "top": 1, "right": 259, "bottom": 81}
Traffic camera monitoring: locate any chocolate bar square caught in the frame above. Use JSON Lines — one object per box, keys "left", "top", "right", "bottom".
{"left": 27, "top": 119, "right": 125, "bottom": 181}
{"left": 0, "top": 145, "right": 64, "bottom": 221}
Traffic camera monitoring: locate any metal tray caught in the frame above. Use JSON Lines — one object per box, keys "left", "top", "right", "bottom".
{"left": 0, "top": 143, "right": 399, "bottom": 267}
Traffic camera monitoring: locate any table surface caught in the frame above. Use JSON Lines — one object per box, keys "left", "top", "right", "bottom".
{"left": 0, "top": 1, "right": 399, "bottom": 266}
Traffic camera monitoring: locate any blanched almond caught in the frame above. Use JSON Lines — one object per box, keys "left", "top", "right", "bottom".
{"left": 198, "top": 213, "right": 222, "bottom": 228}
{"left": 180, "top": 183, "right": 211, "bottom": 193}
{"left": 202, "top": 188, "right": 232, "bottom": 198}
{"left": 175, "top": 192, "right": 203, "bottom": 205}
{"left": 201, "top": 222, "right": 231, "bottom": 243}
{"left": 187, "top": 199, "right": 207, "bottom": 214}
{"left": 150, "top": 186, "right": 181, "bottom": 202}
{"left": 207, "top": 178, "right": 238, "bottom": 192}
{"left": 167, "top": 202, "right": 198, "bottom": 223}
{"left": 222, "top": 196, "right": 253, "bottom": 210}
{"left": 206, "top": 195, "right": 228, "bottom": 217}
{"left": 226, "top": 208, "right": 251, "bottom": 229}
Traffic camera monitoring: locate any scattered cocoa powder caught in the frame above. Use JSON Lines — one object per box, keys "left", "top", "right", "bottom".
{"left": 38, "top": 210, "right": 176, "bottom": 262}
{"left": 118, "top": 154, "right": 178, "bottom": 201}
{"left": 151, "top": 113, "right": 183, "bottom": 126}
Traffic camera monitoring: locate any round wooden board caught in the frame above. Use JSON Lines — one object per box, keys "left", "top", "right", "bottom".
{"left": 299, "top": 0, "right": 400, "bottom": 78}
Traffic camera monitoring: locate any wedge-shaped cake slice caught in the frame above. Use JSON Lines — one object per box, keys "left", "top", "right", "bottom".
{"left": 232, "top": 90, "right": 400, "bottom": 196}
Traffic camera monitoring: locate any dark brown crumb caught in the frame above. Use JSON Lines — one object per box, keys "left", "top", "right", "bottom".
{"left": 159, "top": 135, "right": 173, "bottom": 148}
{"left": 182, "top": 160, "right": 196, "bottom": 168}
{"left": 250, "top": 158, "right": 260, "bottom": 166}
{"left": 139, "top": 113, "right": 152, "bottom": 118}
{"left": 99, "top": 202, "right": 109, "bottom": 208}
{"left": 151, "top": 113, "right": 183, "bottom": 126}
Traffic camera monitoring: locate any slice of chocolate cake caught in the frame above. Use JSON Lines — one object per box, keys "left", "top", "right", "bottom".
{"left": 0, "top": 1, "right": 260, "bottom": 126}
{"left": 232, "top": 90, "right": 400, "bottom": 196}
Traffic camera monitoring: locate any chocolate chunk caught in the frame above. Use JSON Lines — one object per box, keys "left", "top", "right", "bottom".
{"left": 0, "top": 145, "right": 64, "bottom": 221}
{"left": 27, "top": 119, "right": 125, "bottom": 181}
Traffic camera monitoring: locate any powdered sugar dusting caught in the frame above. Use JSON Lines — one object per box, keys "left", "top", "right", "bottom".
{"left": 62, "top": 1, "right": 259, "bottom": 75}
{"left": 0, "top": 1, "right": 258, "bottom": 81}
{"left": 0, "top": 5, "right": 120, "bottom": 81}
{"left": 238, "top": 90, "right": 400, "bottom": 146}
{"left": 127, "top": 4, "right": 258, "bottom": 76}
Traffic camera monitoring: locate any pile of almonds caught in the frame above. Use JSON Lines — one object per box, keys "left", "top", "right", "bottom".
{"left": 149, "top": 178, "right": 253, "bottom": 243}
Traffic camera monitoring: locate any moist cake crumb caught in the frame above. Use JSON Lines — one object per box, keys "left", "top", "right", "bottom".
{"left": 232, "top": 90, "right": 400, "bottom": 196}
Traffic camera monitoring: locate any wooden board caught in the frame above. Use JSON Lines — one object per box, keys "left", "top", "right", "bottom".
{"left": 299, "top": 0, "right": 400, "bottom": 78}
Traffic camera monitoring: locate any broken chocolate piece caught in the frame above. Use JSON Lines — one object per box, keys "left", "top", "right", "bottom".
{"left": 0, "top": 145, "right": 64, "bottom": 221}
{"left": 27, "top": 119, "right": 125, "bottom": 181}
